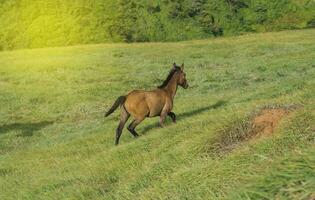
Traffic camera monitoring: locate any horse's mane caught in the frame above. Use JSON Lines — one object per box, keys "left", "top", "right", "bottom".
{"left": 158, "top": 66, "right": 181, "bottom": 88}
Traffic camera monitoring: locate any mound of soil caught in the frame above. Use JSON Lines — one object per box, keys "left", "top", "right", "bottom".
{"left": 251, "top": 108, "right": 289, "bottom": 137}
{"left": 206, "top": 107, "right": 293, "bottom": 156}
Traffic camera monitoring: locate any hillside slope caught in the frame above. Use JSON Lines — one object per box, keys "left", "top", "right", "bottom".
{"left": 0, "top": 29, "right": 315, "bottom": 199}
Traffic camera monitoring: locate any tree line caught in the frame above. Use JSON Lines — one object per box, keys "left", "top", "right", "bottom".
{"left": 0, "top": 0, "right": 314, "bottom": 50}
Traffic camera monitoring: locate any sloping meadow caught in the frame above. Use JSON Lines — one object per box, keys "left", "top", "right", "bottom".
{"left": 0, "top": 29, "right": 314, "bottom": 199}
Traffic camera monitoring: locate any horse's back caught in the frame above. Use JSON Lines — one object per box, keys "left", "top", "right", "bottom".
{"left": 125, "top": 89, "right": 166, "bottom": 118}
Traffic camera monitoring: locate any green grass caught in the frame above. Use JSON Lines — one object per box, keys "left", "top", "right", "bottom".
{"left": 0, "top": 29, "right": 314, "bottom": 200}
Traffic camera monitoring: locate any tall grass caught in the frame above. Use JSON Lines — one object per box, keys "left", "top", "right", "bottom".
{"left": 0, "top": 29, "right": 314, "bottom": 199}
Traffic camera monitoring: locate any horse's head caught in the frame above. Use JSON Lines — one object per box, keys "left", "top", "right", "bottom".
{"left": 173, "top": 63, "right": 188, "bottom": 89}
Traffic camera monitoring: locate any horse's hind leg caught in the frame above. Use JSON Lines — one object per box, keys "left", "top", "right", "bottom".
{"left": 127, "top": 117, "right": 145, "bottom": 138}
{"left": 115, "top": 107, "right": 130, "bottom": 145}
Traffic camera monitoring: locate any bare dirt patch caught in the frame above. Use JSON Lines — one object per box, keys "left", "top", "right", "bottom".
{"left": 251, "top": 108, "right": 289, "bottom": 137}
{"left": 205, "top": 106, "right": 295, "bottom": 156}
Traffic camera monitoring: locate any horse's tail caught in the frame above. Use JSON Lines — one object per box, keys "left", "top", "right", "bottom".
{"left": 105, "top": 96, "right": 126, "bottom": 117}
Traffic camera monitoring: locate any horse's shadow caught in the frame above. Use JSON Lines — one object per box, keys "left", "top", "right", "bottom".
{"left": 0, "top": 121, "right": 54, "bottom": 137}
{"left": 140, "top": 100, "right": 227, "bottom": 134}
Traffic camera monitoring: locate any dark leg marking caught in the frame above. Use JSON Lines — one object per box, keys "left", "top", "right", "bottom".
{"left": 168, "top": 112, "right": 176, "bottom": 123}
{"left": 127, "top": 118, "right": 144, "bottom": 138}
{"left": 115, "top": 108, "right": 130, "bottom": 145}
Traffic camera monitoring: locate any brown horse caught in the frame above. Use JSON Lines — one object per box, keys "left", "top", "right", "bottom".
{"left": 105, "top": 63, "right": 189, "bottom": 145}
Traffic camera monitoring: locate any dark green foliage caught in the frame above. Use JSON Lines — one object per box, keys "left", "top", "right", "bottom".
{"left": 0, "top": 0, "right": 315, "bottom": 50}
{"left": 307, "top": 16, "right": 315, "bottom": 28}
{"left": 109, "top": 0, "right": 140, "bottom": 42}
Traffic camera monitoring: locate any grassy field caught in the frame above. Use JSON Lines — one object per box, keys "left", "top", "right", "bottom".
{"left": 0, "top": 29, "right": 314, "bottom": 200}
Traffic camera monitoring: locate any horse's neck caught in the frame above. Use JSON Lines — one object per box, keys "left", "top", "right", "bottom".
{"left": 164, "top": 75, "right": 178, "bottom": 99}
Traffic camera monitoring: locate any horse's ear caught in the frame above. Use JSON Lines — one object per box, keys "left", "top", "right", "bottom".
{"left": 173, "top": 62, "right": 177, "bottom": 68}
{"left": 181, "top": 63, "right": 184, "bottom": 71}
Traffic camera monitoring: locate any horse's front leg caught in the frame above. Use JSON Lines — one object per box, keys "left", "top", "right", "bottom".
{"left": 160, "top": 102, "right": 172, "bottom": 127}
{"left": 168, "top": 112, "right": 176, "bottom": 123}
{"left": 159, "top": 110, "right": 169, "bottom": 128}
